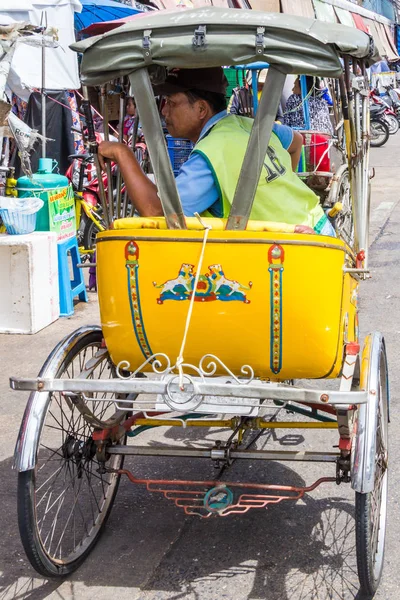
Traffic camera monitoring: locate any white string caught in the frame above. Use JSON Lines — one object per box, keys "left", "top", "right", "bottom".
{"left": 176, "top": 213, "right": 212, "bottom": 390}
{"left": 282, "top": 80, "right": 317, "bottom": 116}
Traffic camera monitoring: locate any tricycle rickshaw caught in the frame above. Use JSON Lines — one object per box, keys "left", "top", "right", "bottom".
{"left": 11, "top": 8, "right": 388, "bottom": 599}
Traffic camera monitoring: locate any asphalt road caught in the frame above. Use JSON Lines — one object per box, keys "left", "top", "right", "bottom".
{"left": 1, "top": 134, "right": 400, "bottom": 600}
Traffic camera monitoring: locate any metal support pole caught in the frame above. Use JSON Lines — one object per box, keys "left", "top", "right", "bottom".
{"left": 252, "top": 69, "right": 258, "bottom": 115}
{"left": 128, "top": 103, "right": 141, "bottom": 217}
{"left": 107, "top": 445, "right": 339, "bottom": 462}
{"left": 100, "top": 86, "right": 114, "bottom": 225}
{"left": 115, "top": 86, "right": 126, "bottom": 219}
{"left": 300, "top": 74, "right": 311, "bottom": 130}
{"left": 41, "top": 11, "right": 47, "bottom": 158}
{"left": 81, "top": 87, "right": 110, "bottom": 229}
{"left": 226, "top": 67, "right": 286, "bottom": 230}
{"left": 129, "top": 69, "right": 186, "bottom": 229}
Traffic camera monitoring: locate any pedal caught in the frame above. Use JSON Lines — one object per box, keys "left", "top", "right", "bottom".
{"left": 328, "top": 202, "right": 343, "bottom": 218}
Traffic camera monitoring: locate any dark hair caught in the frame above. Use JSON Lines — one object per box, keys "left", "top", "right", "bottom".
{"left": 303, "top": 76, "right": 322, "bottom": 95}
{"left": 185, "top": 89, "right": 227, "bottom": 114}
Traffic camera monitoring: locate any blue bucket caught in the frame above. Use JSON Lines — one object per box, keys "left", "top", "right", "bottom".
{"left": 0, "top": 197, "right": 44, "bottom": 235}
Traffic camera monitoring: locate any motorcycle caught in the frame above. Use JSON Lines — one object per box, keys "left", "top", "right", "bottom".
{"left": 369, "top": 104, "right": 390, "bottom": 147}
{"left": 369, "top": 89, "right": 399, "bottom": 135}
{"left": 380, "top": 84, "right": 400, "bottom": 118}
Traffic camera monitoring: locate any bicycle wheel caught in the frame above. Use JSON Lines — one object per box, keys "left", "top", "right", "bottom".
{"left": 17, "top": 328, "right": 129, "bottom": 577}
{"left": 370, "top": 119, "right": 389, "bottom": 148}
{"left": 334, "top": 169, "right": 353, "bottom": 247}
{"left": 83, "top": 217, "right": 102, "bottom": 251}
{"left": 355, "top": 339, "right": 389, "bottom": 598}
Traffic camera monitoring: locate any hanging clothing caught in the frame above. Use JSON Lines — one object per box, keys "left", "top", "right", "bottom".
{"left": 283, "top": 94, "right": 333, "bottom": 134}
{"left": 14, "top": 91, "right": 75, "bottom": 177}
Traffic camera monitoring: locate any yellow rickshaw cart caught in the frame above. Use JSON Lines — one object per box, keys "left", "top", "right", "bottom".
{"left": 11, "top": 8, "right": 387, "bottom": 599}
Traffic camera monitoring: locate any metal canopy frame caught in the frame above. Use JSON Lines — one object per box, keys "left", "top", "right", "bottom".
{"left": 128, "top": 65, "right": 287, "bottom": 232}
{"left": 226, "top": 66, "right": 286, "bottom": 230}
{"left": 129, "top": 69, "right": 186, "bottom": 229}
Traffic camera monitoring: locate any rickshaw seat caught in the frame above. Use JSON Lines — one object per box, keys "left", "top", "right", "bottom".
{"left": 97, "top": 217, "right": 357, "bottom": 381}
{"left": 114, "top": 217, "right": 299, "bottom": 234}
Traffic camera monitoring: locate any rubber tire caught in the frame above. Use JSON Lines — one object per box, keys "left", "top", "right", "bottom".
{"left": 17, "top": 330, "right": 125, "bottom": 578}
{"left": 385, "top": 113, "right": 399, "bottom": 135}
{"left": 355, "top": 342, "right": 388, "bottom": 599}
{"left": 83, "top": 217, "right": 101, "bottom": 251}
{"left": 355, "top": 492, "right": 386, "bottom": 599}
{"left": 370, "top": 119, "right": 389, "bottom": 148}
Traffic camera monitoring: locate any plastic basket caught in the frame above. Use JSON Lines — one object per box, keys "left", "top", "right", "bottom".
{"left": 166, "top": 136, "right": 194, "bottom": 176}
{"left": 0, "top": 197, "right": 44, "bottom": 235}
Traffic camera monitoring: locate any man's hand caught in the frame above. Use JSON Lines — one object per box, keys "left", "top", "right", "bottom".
{"left": 98, "top": 141, "right": 130, "bottom": 170}
{"left": 294, "top": 224, "right": 314, "bottom": 234}
{"left": 97, "top": 140, "right": 162, "bottom": 217}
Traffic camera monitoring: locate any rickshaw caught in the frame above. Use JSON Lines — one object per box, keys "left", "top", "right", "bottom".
{"left": 11, "top": 8, "right": 388, "bottom": 599}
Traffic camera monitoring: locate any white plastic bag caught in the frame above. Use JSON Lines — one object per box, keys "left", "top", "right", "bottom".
{"left": 0, "top": 195, "right": 44, "bottom": 214}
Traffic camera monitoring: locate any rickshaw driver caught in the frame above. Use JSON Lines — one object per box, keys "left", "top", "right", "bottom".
{"left": 98, "top": 67, "right": 334, "bottom": 236}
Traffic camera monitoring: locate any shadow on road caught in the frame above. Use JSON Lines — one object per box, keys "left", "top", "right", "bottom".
{"left": 0, "top": 452, "right": 363, "bottom": 600}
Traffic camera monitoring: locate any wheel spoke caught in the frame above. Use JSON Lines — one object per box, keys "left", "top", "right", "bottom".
{"left": 23, "top": 334, "right": 127, "bottom": 571}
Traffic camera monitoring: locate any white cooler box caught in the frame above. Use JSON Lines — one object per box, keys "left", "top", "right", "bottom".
{"left": 0, "top": 231, "right": 59, "bottom": 334}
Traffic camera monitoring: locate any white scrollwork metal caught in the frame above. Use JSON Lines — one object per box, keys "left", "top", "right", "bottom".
{"left": 116, "top": 353, "right": 254, "bottom": 387}
{"left": 199, "top": 354, "right": 255, "bottom": 384}
{"left": 116, "top": 353, "right": 172, "bottom": 379}
{"left": 114, "top": 352, "right": 257, "bottom": 413}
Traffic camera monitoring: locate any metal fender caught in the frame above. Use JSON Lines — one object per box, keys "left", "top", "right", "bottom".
{"left": 13, "top": 326, "right": 102, "bottom": 472}
{"left": 351, "top": 332, "right": 387, "bottom": 493}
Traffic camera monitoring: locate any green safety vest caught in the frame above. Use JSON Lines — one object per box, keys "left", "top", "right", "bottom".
{"left": 193, "top": 115, "right": 324, "bottom": 228}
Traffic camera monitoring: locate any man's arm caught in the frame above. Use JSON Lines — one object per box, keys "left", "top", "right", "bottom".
{"left": 287, "top": 130, "right": 303, "bottom": 171}
{"left": 98, "top": 141, "right": 163, "bottom": 216}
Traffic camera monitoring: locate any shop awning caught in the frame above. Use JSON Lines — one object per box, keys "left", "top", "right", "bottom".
{"left": 75, "top": 0, "right": 141, "bottom": 32}
{"left": 364, "top": 19, "right": 384, "bottom": 56}
{"left": 334, "top": 7, "right": 354, "bottom": 29}
{"left": 373, "top": 21, "right": 397, "bottom": 60}
{"left": 312, "top": 0, "right": 337, "bottom": 23}
{"left": 246, "top": 0, "right": 280, "bottom": 11}
{"left": 383, "top": 24, "right": 399, "bottom": 59}
{"left": 363, "top": 18, "right": 398, "bottom": 60}
{"left": 81, "top": 12, "right": 146, "bottom": 36}
{"left": 280, "top": 0, "right": 315, "bottom": 19}
{"left": 351, "top": 12, "right": 369, "bottom": 34}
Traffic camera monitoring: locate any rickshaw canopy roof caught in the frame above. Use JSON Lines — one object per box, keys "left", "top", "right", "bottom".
{"left": 72, "top": 7, "right": 378, "bottom": 86}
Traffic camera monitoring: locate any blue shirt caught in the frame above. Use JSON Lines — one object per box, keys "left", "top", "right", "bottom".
{"left": 176, "top": 111, "right": 294, "bottom": 217}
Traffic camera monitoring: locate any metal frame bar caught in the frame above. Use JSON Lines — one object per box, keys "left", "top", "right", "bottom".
{"left": 100, "top": 85, "right": 115, "bottom": 225}
{"left": 81, "top": 91, "right": 110, "bottom": 229}
{"left": 132, "top": 417, "right": 337, "bottom": 429}
{"left": 9, "top": 376, "right": 368, "bottom": 406}
{"left": 226, "top": 66, "right": 287, "bottom": 230}
{"left": 129, "top": 69, "right": 186, "bottom": 229}
{"left": 300, "top": 75, "right": 311, "bottom": 130}
{"left": 115, "top": 84, "right": 126, "bottom": 219}
{"left": 96, "top": 235, "right": 347, "bottom": 252}
{"left": 108, "top": 446, "right": 339, "bottom": 462}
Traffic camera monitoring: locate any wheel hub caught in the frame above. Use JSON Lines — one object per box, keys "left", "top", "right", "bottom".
{"left": 62, "top": 435, "right": 97, "bottom": 478}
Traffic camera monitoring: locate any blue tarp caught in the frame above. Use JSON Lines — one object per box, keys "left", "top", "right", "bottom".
{"left": 75, "top": 0, "right": 141, "bottom": 32}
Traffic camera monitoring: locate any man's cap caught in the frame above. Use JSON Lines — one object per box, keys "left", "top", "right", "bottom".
{"left": 153, "top": 67, "right": 228, "bottom": 96}
{"left": 246, "top": 68, "right": 268, "bottom": 85}
{"left": 258, "top": 69, "right": 268, "bottom": 84}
